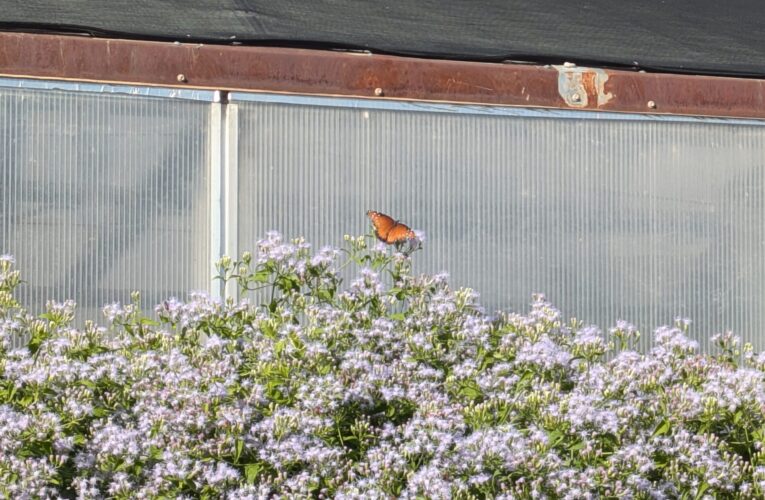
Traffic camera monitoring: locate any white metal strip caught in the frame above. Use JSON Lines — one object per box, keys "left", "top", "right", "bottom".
{"left": 224, "top": 103, "right": 240, "bottom": 301}
{"left": 229, "top": 91, "right": 765, "bottom": 126}
{"left": 208, "top": 92, "right": 225, "bottom": 299}
{"left": 0, "top": 76, "right": 216, "bottom": 102}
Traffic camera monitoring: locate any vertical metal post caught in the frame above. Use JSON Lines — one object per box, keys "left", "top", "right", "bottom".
{"left": 209, "top": 91, "right": 225, "bottom": 299}
{"left": 224, "top": 102, "right": 239, "bottom": 301}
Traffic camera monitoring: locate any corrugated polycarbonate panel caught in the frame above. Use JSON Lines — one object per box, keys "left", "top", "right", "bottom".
{"left": 235, "top": 96, "right": 765, "bottom": 352}
{"left": 0, "top": 85, "right": 212, "bottom": 321}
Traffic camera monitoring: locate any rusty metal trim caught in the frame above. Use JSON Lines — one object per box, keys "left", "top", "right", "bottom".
{"left": 1, "top": 31, "right": 765, "bottom": 119}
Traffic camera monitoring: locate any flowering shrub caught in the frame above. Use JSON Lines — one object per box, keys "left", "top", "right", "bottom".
{"left": 1, "top": 235, "right": 765, "bottom": 498}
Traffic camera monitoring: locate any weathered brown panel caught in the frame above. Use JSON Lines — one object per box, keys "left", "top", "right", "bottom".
{"left": 1, "top": 31, "right": 765, "bottom": 118}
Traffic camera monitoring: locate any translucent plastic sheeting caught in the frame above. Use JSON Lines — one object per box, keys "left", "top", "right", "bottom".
{"left": 0, "top": 86, "right": 212, "bottom": 324}
{"left": 234, "top": 96, "right": 765, "bottom": 352}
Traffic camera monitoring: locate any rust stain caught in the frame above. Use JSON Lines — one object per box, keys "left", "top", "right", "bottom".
{"left": 445, "top": 77, "right": 495, "bottom": 93}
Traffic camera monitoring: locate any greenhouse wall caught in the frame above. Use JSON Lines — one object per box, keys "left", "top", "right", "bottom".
{"left": 2, "top": 78, "right": 765, "bottom": 351}
{"left": 0, "top": 80, "right": 214, "bottom": 322}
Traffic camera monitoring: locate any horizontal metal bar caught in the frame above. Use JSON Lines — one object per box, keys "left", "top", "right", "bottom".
{"left": 2, "top": 31, "right": 765, "bottom": 119}
{"left": 0, "top": 76, "right": 216, "bottom": 101}
{"left": 230, "top": 91, "right": 765, "bottom": 126}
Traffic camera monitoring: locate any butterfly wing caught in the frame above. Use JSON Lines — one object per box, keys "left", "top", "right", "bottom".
{"left": 367, "top": 210, "right": 396, "bottom": 242}
{"left": 385, "top": 222, "right": 416, "bottom": 244}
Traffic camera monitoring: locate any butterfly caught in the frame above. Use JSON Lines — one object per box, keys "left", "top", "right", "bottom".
{"left": 366, "top": 210, "right": 416, "bottom": 245}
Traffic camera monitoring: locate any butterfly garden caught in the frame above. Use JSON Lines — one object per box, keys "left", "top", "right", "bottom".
{"left": 1, "top": 228, "right": 765, "bottom": 499}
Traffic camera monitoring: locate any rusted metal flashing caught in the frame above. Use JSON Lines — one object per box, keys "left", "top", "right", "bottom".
{"left": 1, "top": 31, "right": 765, "bottom": 119}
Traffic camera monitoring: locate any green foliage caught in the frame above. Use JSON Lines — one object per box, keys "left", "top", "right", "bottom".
{"left": 0, "top": 237, "right": 764, "bottom": 498}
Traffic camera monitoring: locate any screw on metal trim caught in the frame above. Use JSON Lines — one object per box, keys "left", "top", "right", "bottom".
{"left": 374, "top": 87, "right": 384, "bottom": 96}
{"left": 571, "top": 93, "right": 581, "bottom": 102}
{"left": 647, "top": 100, "right": 657, "bottom": 109}
{"left": 177, "top": 74, "right": 187, "bottom": 83}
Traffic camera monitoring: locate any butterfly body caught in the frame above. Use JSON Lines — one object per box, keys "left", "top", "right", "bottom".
{"left": 366, "top": 210, "right": 416, "bottom": 244}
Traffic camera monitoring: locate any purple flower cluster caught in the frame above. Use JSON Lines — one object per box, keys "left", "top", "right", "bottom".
{"left": 0, "top": 234, "right": 763, "bottom": 497}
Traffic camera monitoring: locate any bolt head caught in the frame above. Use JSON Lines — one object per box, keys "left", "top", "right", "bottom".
{"left": 177, "top": 74, "right": 187, "bottom": 83}
{"left": 647, "top": 100, "right": 657, "bottom": 109}
{"left": 374, "top": 87, "right": 384, "bottom": 96}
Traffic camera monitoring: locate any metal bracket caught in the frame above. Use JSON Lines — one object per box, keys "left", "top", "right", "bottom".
{"left": 555, "top": 63, "right": 613, "bottom": 108}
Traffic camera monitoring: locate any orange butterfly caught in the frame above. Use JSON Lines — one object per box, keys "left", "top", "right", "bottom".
{"left": 367, "top": 210, "right": 416, "bottom": 245}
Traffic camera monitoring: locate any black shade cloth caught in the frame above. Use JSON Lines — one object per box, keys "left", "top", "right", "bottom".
{"left": 2, "top": 1, "right": 764, "bottom": 77}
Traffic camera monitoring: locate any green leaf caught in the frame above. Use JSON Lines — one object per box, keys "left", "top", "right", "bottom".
{"left": 568, "top": 440, "right": 585, "bottom": 451}
{"left": 149, "top": 445, "right": 163, "bottom": 460}
{"left": 518, "top": 370, "right": 535, "bottom": 386}
{"left": 92, "top": 406, "right": 109, "bottom": 418}
{"left": 653, "top": 419, "right": 671, "bottom": 437}
{"left": 458, "top": 383, "right": 482, "bottom": 400}
{"left": 235, "top": 438, "right": 244, "bottom": 463}
{"left": 254, "top": 270, "right": 271, "bottom": 283}
{"left": 261, "top": 322, "right": 276, "bottom": 338}
{"left": 547, "top": 429, "right": 564, "bottom": 447}
{"left": 695, "top": 481, "right": 710, "bottom": 499}
{"left": 79, "top": 380, "right": 97, "bottom": 390}
{"left": 245, "top": 463, "right": 262, "bottom": 484}
{"left": 733, "top": 409, "right": 743, "bottom": 425}
{"left": 274, "top": 340, "right": 285, "bottom": 357}
{"left": 6, "top": 384, "right": 17, "bottom": 402}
